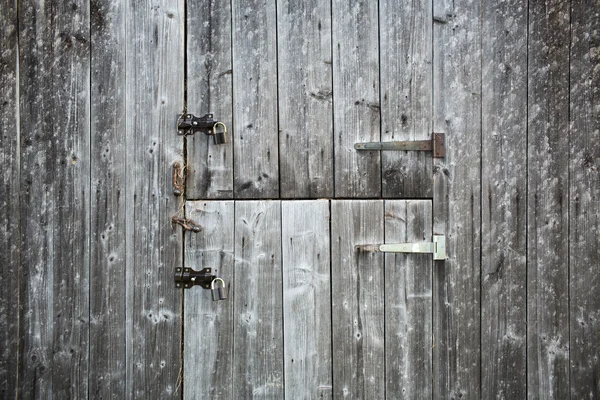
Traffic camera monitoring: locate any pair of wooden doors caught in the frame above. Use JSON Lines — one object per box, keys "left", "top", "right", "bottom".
{"left": 182, "top": 200, "right": 434, "bottom": 398}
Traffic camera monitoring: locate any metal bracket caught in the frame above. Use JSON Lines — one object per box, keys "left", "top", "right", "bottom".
{"left": 171, "top": 217, "right": 202, "bottom": 233}
{"left": 355, "top": 235, "right": 447, "bottom": 260}
{"left": 174, "top": 267, "right": 216, "bottom": 289}
{"left": 177, "top": 113, "right": 228, "bottom": 144}
{"left": 354, "top": 132, "right": 445, "bottom": 158}
{"left": 172, "top": 162, "right": 185, "bottom": 196}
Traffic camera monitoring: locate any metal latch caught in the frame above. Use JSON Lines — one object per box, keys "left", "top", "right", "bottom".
{"left": 355, "top": 235, "right": 447, "bottom": 260}
{"left": 174, "top": 267, "right": 228, "bottom": 301}
{"left": 177, "top": 113, "right": 229, "bottom": 145}
{"left": 354, "top": 132, "right": 445, "bottom": 158}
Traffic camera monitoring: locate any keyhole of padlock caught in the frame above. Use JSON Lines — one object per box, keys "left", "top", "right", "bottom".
{"left": 211, "top": 278, "right": 228, "bottom": 301}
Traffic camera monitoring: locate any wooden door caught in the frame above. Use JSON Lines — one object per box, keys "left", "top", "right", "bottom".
{"left": 183, "top": 200, "right": 433, "bottom": 398}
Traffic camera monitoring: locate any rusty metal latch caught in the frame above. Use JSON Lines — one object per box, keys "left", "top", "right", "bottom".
{"left": 177, "top": 113, "right": 229, "bottom": 145}
{"left": 354, "top": 132, "right": 445, "bottom": 158}
{"left": 355, "top": 235, "right": 447, "bottom": 260}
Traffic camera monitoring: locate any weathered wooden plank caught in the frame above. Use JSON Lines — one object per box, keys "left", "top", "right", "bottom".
{"left": 569, "top": 2, "right": 600, "bottom": 398}
{"left": 184, "top": 201, "right": 234, "bottom": 399}
{"left": 384, "top": 200, "right": 432, "bottom": 398}
{"left": 432, "top": 0, "right": 482, "bottom": 398}
{"left": 332, "top": 0, "right": 381, "bottom": 198}
{"left": 89, "top": 0, "right": 127, "bottom": 397}
{"left": 480, "top": 0, "right": 527, "bottom": 398}
{"left": 186, "top": 0, "right": 234, "bottom": 199}
{"left": 331, "top": 200, "right": 384, "bottom": 398}
{"left": 379, "top": 0, "right": 433, "bottom": 198}
{"left": 232, "top": 0, "right": 279, "bottom": 198}
{"left": 277, "top": 1, "right": 333, "bottom": 198}
{"left": 282, "top": 200, "right": 332, "bottom": 398}
{"left": 233, "top": 201, "right": 284, "bottom": 398}
{"left": 0, "top": 0, "right": 19, "bottom": 398}
{"left": 124, "top": 0, "right": 184, "bottom": 397}
{"left": 527, "top": 1, "right": 570, "bottom": 398}
{"left": 18, "top": 0, "right": 91, "bottom": 397}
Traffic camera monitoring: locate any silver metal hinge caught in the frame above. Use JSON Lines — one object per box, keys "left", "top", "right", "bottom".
{"left": 354, "top": 132, "right": 445, "bottom": 158}
{"left": 355, "top": 235, "right": 447, "bottom": 260}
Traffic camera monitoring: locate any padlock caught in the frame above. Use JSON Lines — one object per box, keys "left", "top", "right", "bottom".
{"left": 211, "top": 278, "right": 228, "bottom": 301}
{"left": 212, "top": 122, "right": 228, "bottom": 145}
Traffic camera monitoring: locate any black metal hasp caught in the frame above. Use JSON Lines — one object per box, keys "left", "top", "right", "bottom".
{"left": 177, "top": 113, "right": 229, "bottom": 145}
{"left": 174, "top": 267, "right": 228, "bottom": 301}
{"left": 354, "top": 132, "right": 445, "bottom": 158}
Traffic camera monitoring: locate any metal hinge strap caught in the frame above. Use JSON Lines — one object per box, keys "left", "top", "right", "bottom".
{"left": 356, "top": 235, "right": 447, "bottom": 260}
{"left": 354, "top": 132, "right": 445, "bottom": 158}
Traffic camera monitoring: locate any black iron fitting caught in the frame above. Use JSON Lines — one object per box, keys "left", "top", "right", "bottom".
{"left": 177, "top": 113, "right": 228, "bottom": 144}
{"left": 174, "top": 267, "right": 215, "bottom": 289}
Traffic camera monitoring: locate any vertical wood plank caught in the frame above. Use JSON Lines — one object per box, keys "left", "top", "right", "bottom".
{"left": 379, "top": 0, "right": 433, "bottom": 198}
{"left": 186, "top": 0, "right": 234, "bottom": 199}
{"left": 125, "top": 0, "right": 184, "bottom": 397}
{"left": 432, "top": 0, "right": 482, "bottom": 398}
{"left": 480, "top": 0, "right": 527, "bottom": 398}
{"left": 332, "top": 0, "right": 381, "bottom": 198}
{"left": 18, "top": 0, "right": 91, "bottom": 397}
{"left": 527, "top": 1, "right": 570, "bottom": 398}
{"left": 331, "top": 200, "right": 385, "bottom": 398}
{"left": 232, "top": 0, "right": 279, "bottom": 198}
{"left": 384, "top": 200, "right": 432, "bottom": 398}
{"left": 569, "top": 1, "right": 600, "bottom": 398}
{"left": 233, "top": 201, "right": 284, "bottom": 398}
{"left": 282, "top": 200, "right": 332, "bottom": 398}
{"left": 0, "top": 0, "right": 19, "bottom": 397}
{"left": 277, "top": 1, "right": 334, "bottom": 198}
{"left": 184, "top": 201, "right": 234, "bottom": 399}
{"left": 89, "top": 0, "right": 127, "bottom": 397}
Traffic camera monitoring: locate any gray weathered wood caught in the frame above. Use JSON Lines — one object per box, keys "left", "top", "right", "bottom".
{"left": 384, "top": 200, "right": 433, "bottom": 398}
{"left": 124, "top": 0, "right": 184, "bottom": 397}
{"left": 18, "top": 0, "right": 91, "bottom": 397}
{"left": 184, "top": 201, "right": 234, "bottom": 399}
{"left": 480, "top": 0, "right": 527, "bottom": 398}
{"left": 89, "top": 0, "right": 127, "bottom": 397}
{"left": 282, "top": 200, "right": 332, "bottom": 398}
{"left": 186, "top": 0, "right": 234, "bottom": 199}
{"left": 432, "top": 0, "right": 482, "bottom": 398}
{"left": 527, "top": 1, "right": 570, "bottom": 398}
{"left": 232, "top": 0, "right": 279, "bottom": 198}
{"left": 332, "top": 0, "right": 381, "bottom": 198}
{"left": 331, "top": 200, "right": 384, "bottom": 398}
{"left": 569, "top": 1, "right": 600, "bottom": 398}
{"left": 233, "top": 201, "right": 284, "bottom": 398}
{"left": 379, "top": 0, "right": 433, "bottom": 198}
{"left": 277, "top": 1, "right": 334, "bottom": 198}
{"left": 0, "top": 1, "right": 19, "bottom": 398}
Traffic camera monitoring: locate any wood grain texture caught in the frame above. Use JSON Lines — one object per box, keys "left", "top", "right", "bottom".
{"left": 186, "top": 0, "right": 234, "bottom": 199}
{"left": 569, "top": 2, "right": 600, "bottom": 398}
{"left": 331, "top": 200, "right": 385, "bottom": 399}
{"left": 527, "top": 1, "right": 570, "bottom": 398}
{"left": 384, "top": 200, "right": 433, "bottom": 398}
{"left": 379, "top": 0, "right": 433, "bottom": 198}
{"left": 432, "top": 0, "right": 482, "bottom": 398}
{"left": 282, "top": 200, "right": 332, "bottom": 399}
{"left": 233, "top": 201, "right": 284, "bottom": 398}
{"left": 332, "top": 0, "right": 381, "bottom": 198}
{"left": 18, "top": 0, "right": 91, "bottom": 398}
{"left": 124, "top": 0, "right": 184, "bottom": 397}
{"left": 184, "top": 201, "right": 234, "bottom": 399}
{"left": 89, "top": 0, "right": 127, "bottom": 397}
{"left": 0, "top": 0, "right": 19, "bottom": 398}
{"left": 277, "top": 1, "right": 333, "bottom": 198}
{"left": 232, "top": 0, "right": 279, "bottom": 198}
{"left": 480, "top": 0, "right": 527, "bottom": 398}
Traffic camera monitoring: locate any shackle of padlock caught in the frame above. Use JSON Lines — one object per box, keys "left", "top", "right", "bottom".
{"left": 211, "top": 122, "right": 228, "bottom": 145}
{"left": 211, "top": 278, "right": 228, "bottom": 301}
